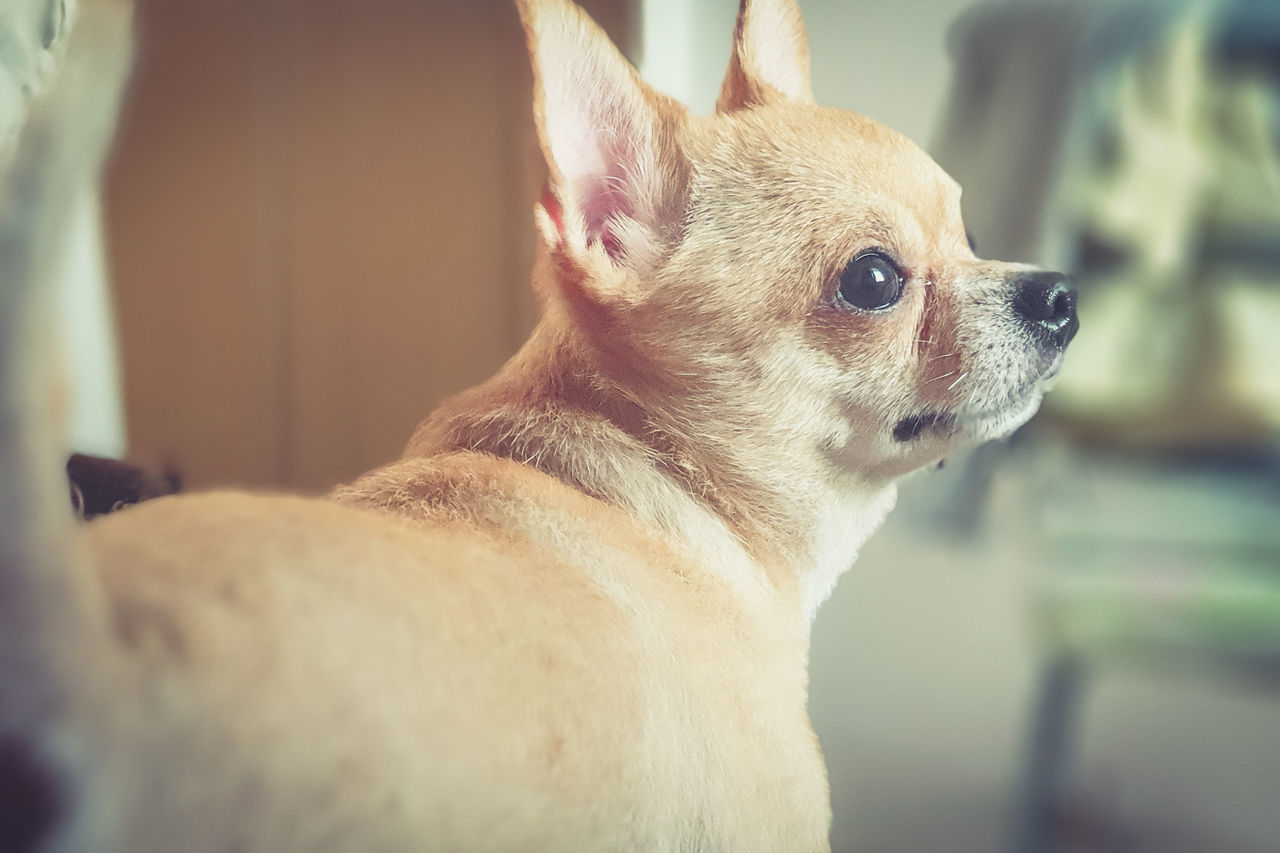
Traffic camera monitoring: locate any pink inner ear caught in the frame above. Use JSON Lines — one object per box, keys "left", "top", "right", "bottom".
{"left": 544, "top": 179, "right": 627, "bottom": 261}
{"left": 579, "top": 175, "right": 628, "bottom": 261}
{"left": 541, "top": 187, "right": 565, "bottom": 237}
{"left": 549, "top": 97, "right": 641, "bottom": 263}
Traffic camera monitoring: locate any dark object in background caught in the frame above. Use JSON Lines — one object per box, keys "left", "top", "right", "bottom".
{"left": 67, "top": 454, "right": 181, "bottom": 519}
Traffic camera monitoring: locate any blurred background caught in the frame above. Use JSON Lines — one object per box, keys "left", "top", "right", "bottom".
{"left": 6, "top": 0, "right": 1280, "bottom": 851}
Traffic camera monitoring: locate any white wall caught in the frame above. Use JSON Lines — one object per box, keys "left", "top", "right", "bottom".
{"left": 639, "top": 0, "right": 971, "bottom": 145}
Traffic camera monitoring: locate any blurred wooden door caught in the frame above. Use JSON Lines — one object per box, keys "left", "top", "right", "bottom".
{"left": 105, "top": 0, "right": 633, "bottom": 492}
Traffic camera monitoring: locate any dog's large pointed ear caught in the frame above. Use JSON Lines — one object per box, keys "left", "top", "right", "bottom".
{"left": 716, "top": 0, "right": 814, "bottom": 113}
{"left": 517, "top": 0, "right": 686, "bottom": 287}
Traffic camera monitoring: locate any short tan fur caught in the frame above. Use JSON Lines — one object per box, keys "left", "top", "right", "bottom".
{"left": 0, "top": 1, "right": 1075, "bottom": 850}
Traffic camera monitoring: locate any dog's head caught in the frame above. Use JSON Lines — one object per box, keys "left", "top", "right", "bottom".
{"left": 518, "top": 0, "right": 1076, "bottom": 485}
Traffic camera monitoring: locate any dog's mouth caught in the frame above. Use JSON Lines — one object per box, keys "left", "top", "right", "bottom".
{"left": 1035, "top": 348, "right": 1067, "bottom": 385}
{"left": 893, "top": 350, "right": 1066, "bottom": 445}
{"left": 894, "top": 398, "right": 1038, "bottom": 446}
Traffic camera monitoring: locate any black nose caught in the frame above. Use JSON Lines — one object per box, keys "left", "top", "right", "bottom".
{"left": 1012, "top": 272, "right": 1078, "bottom": 349}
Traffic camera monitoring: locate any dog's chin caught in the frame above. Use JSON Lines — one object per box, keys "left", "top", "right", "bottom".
{"left": 952, "top": 393, "right": 1044, "bottom": 444}
{"left": 951, "top": 351, "right": 1064, "bottom": 444}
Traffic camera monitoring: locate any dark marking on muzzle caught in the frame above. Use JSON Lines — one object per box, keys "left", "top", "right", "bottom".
{"left": 892, "top": 411, "right": 955, "bottom": 442}
{"left": 0, "top": 735, "right": 65, "bottom": 853}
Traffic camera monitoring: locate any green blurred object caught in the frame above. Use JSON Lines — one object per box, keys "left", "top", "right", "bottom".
{"left": 1040, "top": 550, "right": 1280, "bottom": 669}
{"left": 1033, "top": 450, "right": 1280, "bottom": 670}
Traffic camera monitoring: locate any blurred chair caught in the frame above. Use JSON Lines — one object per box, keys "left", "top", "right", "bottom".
{"left": 1010, "top": 448, "right": 1280, "bottom": 853}
{"left": 932, "top": 2, "right": 1280, "bottom": 850}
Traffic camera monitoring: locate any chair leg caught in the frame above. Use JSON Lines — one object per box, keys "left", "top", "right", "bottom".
{"left": 1009, "top": 656, "right": 1085, "bottom": 853}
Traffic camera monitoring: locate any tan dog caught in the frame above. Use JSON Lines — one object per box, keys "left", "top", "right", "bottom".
{"left": 0, "top": 0, "right": 1077, "bottom": 850}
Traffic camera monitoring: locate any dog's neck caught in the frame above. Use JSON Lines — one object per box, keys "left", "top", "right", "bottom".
{"left": 408, "top": 318, "right": 897, "bottom": 620}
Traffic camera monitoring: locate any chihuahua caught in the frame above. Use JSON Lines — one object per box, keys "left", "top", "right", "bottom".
{"left": 0, "top": 0, "right": 1076, "bottom": 850}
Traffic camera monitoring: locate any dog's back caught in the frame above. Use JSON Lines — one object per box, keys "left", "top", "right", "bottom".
{"left": 62, "top": 449, "right": 825, "bottom": 850}
{"left": 0, "top": 16, "right": 826, "bottom": 841}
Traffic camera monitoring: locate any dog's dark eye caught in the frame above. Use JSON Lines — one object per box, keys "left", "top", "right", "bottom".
{"left": 837, "top": 252, "right": 902, "bottom": 311}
